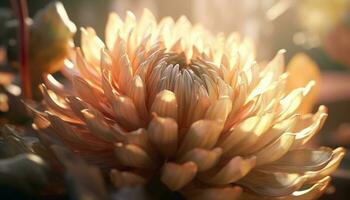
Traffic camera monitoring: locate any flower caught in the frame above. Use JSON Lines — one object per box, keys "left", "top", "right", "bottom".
{"left": 31, "top": 9, "right": 344, "bottom": 200}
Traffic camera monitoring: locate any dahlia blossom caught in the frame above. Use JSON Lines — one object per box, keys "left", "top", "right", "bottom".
{"left": 31, "top": 9, "right": 344, "bottom": 200}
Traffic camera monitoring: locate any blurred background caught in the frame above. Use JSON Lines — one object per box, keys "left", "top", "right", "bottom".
{"left": 1, "top": 0, "right": 350, "bottom": 199}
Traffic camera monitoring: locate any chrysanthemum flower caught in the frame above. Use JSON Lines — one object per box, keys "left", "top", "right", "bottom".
{"left": 31, "top": 9, "right": 345, "bottom": 200}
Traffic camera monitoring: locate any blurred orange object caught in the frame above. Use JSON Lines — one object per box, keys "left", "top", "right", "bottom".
{"left": 0, "top": 72, "right": 14, "bottom": 85}
{"left": 0, "top": 47, "right": 6, "bottom": 65}
{"left": 286, "top": 53, "right": 321, "bottom": 114}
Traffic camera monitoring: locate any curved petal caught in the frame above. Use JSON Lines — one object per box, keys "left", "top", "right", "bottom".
{"left": 240, "top": 176, "right": 331, "bottom": 200}
{"left": 239, "top": 170, "right": 307, "bottom": 197}
{"left": 126, "top": 75, "right": 148, "bottom": 121}
{"left": 116, "top": 54, "right": 133, "bottom": 94}
{"left": 224, "top": 113, "right": 274, "bottom": 157}
{"left": 291, "top": 106, "right": 328, "bottom": 149}
{"left": 80, "top": 27, "right": 105, "bottom": 67}
{"left": 122, "top": 128, "right": 153, "bottom": 152}
{"left": 66, "top": 95, "right": 94, "bottom": 121}
{"left": 218, "top": 116, "right": 260, "bottom": 154}
{"left": 178, "top": 120, "right": 223, "bottom": 155}
{"left": 205, "top": 96, "right": 232, "bottom": 122}
{"left": 283, "top": 176, "right": 331, "bottom": 200}
{"left": 114, "top": 143, "right": 154, "bottom": 169}
{"left": 81, "top": 108, "right": 119, "bottom": 142}
{"left": 276, "top": 81, "right": 315, "bottom": 122}
{"left": 244, "top": 114, "right": 299, "bottom": 155}
{"left": 75, "top": 48, "right": 101, "bottom": 87}
{"left": 105, "top": 12, "right": 123, "bottom": 50}
{"left": 261, "top": 147, "right": 333, "bottom": 173}
{"left": 111, "top": 95, "right": 144, "bottom": 130}
{"left": 148, "top": 116, "right": 178, "bottom": 157}
{"left": 182, "top": 185, "right": 242, "bottom": 200}
{"left": 72, "top": 75, "right": 104, "bottom": 110}
{"left": 43, "top": 74, "right": 69, "bottom": 97}
{"left": 110, "top": 169, "right": 145, "bottom": 187}
{"left": 199, "top": 156, "right": 256, "bottom": 185}
{"left": 254, "top": 133, "right": 296, "bottom": 166}
{"left": 39, "top": 84, "right": 80, "bottom": 124}
{"left": 161, "top": 162, "right": 197, "bottom": 190}
{"left": 178, "top": 147, "right": 222, "bottom": 172}
{"left": 304, "top": 147, "right": 345, "bottom": 183}
{"left": 151, "top": 90, "right": 178, "bottom": 120}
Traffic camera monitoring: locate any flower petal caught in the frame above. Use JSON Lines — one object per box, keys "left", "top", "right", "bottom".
{"left": 81, "top": 27, "right": 105, "bottom": 67}
{"left": 218, "top": 116, "right": 260, "bottom": 154}
{"left": 244, "top": 114, "right": 299, "bottom": 155}
{"left": 239, "top": 170, "right": 307, "bottom": 197}
{"left": 161, "top": 162, "right": 197, "bottom": 190}
{"left": 126, "top": 75, "right": 148, "bottom": 121}
{"left": 304, "top": 147, "right": 345, "bottom": 183}
{"left": 110, "top": 169, "right": 145, "bottom": 187}
{"left": 254, "top": 133, "right": 296, "bottom": 166}
{"left": 178, "top": 120, "right": 223, "bottom": 155}
{"left": 72, "top": 75, "right": 104, "bottom": 110}
{"left": 117, "top": 54, "right": 133, "bottom": 94}
{"left": 151, "top": 90, "right": 178, "bottom": 120}
{"left": 81, "top": 108, "right": 120, "bottom": 142}
{"left": 39, "top": 84, "right": 79, "bottom": 124}
{"left": 261, "top": 147, "right": 333, "bottom": 173}
{"left": 240, "top": 176, "right": 331, "bottom": 200}
{"left": 182, "top": 186, "right": 242, "bottom": 200}
{"left": 178, "top": 147, "right": 222, "bottom": 172}
{"left": 75, "top": 48, "right": 101, "bottom": 87}
{"left": 276, "top": 81, "right": 315, "bottom": 122}
{"left": 222, "top": 113, "right": 274, "bottom": 157}
{"left": 148, "top": 116, "right": 178, "bottom": 157}
{"left": 199, "top": 156, "right": 256, "bottom": 185}
{"left": 291, "top": 105, "right": 328, "bottom": 149}
{"left": 105, "top": 12, "right": 123, "bottom": 50}
{"left": 114, "top": 143, "right": 154, "bottom": 169}
{"left": 111, "top": 95, "right": 144, "bottom": 130}
{"left": 205, "top": 96, "right": 232, "bottom": 122}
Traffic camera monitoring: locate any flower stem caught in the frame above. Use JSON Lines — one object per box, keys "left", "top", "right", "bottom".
{"left": 11, "top": 0, "right": 32, "bottom": 99}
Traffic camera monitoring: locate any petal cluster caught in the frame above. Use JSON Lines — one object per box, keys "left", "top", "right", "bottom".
{"left": 31, "top": 9, "right": 344, "bottom": 200}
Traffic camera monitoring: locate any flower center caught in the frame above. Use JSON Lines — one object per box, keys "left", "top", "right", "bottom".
{"left": 146, "top": 51, "right": 226, "bottom": 127}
